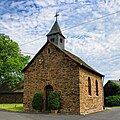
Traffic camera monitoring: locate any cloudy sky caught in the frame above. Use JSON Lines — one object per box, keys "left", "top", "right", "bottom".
{"left": 0, "top": 0, "right": 120, "bottom": 84}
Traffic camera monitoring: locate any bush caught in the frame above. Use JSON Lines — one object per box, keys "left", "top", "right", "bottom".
{"left": 32, "top": 92, "right": 43, "bottom": 111}
{"left": 105, "top": 95, "right": 120, "bottom": 107}
{"left": 48, "top": 91, "right": 60, "bottom": 110}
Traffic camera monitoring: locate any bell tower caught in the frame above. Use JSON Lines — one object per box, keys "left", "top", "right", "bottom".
{"left": 46, "top": 13, "right": 65, "bottom": 49}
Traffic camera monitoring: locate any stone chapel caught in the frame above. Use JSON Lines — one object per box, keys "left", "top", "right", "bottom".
{"left": 23, "top": 16, "right": 104, "bottom": 115}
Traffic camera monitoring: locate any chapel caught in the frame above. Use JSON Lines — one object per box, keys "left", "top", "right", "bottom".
{"left": 23, "top": 15, "right": 104, "bottom": 114}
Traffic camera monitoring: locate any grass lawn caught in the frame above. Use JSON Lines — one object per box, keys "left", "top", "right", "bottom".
{"left": 0, "top": 104, "right": 23, "bottom": 112}
{"left": 105, "top": 107, "right": 112, "bottom": 110}
{"left": 112, "top": 106, "right": 120, "bottom": 108}
{"left": 105, "top": 106, "right": 120, "bottom": 110}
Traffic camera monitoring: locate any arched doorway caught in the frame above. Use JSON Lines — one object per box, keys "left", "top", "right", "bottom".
{"left": 45, "top": 85, "right": 53, "bottom": 110}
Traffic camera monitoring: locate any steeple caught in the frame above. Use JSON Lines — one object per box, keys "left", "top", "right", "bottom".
{"left": 46, "top": 20, "right": 64, "bottom": 37}
{"left": 46, "top": 13, "right": 65, "bottom": 49}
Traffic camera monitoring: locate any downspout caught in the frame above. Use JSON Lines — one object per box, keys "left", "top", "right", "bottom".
{"left": 102, "top": 76, "right": 105, "bottom": 109}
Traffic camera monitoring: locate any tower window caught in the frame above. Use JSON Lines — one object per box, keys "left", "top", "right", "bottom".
{"left": 88, "top": 77, "right": 91, "bottom": 95}
{"left": 60, "top": 38, "right": 62, "bottom": 43}
{"left": 96, "top": 80, "right": 99, "bottom": 96}
{"left": 50, "top": 38, "right": 54, "bottom": 42}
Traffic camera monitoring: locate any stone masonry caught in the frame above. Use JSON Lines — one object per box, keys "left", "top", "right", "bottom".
{"left": 24, "top": 43, "right": 80, "bottom": 114}
{"left": 23, "top": 18, "right": 104, "bottom": 115}
{"left": 23, "top": 42, "right": 104, "bottom": 114}
{"left": 79, "top": 68, "right": 103, "bottom": 114}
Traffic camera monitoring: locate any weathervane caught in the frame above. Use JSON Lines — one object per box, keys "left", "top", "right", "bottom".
{"left": 54, "top": 12, "right": 59, "bottom": 21}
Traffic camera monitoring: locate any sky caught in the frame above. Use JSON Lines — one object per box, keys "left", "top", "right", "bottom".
{"left": 0, "top": 0, "right": 120, "bottom": 85}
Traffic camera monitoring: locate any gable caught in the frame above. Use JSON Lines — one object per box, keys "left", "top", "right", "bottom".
{"left": 62, "top": 50, "right": 104, "bottom": 77}
{"left": 22, "top": 41, "right": 49, "bottom": 72}
{"left": 23, "top": 41, "right": 104, "bottom": 77}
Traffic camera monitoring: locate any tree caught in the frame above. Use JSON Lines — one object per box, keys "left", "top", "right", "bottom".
{"left": 109, "top": 81, "right": 120, "bottom": 95}
{"left": 0, "top": 34, "right": 30, "bottom": 89}
{"left": 104, "top": 81, "right": 120, "bottom": 106}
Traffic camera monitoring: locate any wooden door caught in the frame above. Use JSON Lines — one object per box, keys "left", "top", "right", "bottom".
{"left": 45, "top": 85, "right": 53, "bottom": 110}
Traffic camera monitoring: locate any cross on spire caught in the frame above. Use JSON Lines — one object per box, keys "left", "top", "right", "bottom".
{"left": 55, "top": 12, "right": 59, "bottom": 21}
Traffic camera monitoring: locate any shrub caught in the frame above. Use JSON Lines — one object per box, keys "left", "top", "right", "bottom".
{"left": 48, "top": 91, "right": 60, "bottom": 110}
{"left": 105, "top": 95, "right": 120, "bottom": 107}
{"left": 32, "top": 92, "right": 43, "bottom": 111}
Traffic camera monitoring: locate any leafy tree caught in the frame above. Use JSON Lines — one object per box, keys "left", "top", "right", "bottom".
{"left": 109, "top": 81, "right": 120, "bottom": 95}
{"left": 104, "top": 81, "right": 120, "bottom": 106}
{"left": 32, "top": 92, "right": 43, "bottom": 111}
{"left": 0, "top": 34, "right": 30, "bottom": 89}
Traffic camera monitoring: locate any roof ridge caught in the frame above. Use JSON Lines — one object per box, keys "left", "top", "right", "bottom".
{"left": 46, "top": 21, "right": 65, "bottom": 38}
{"left": 62, "top": 50, "right": 103, "bottom": 76}
{"left": 48, "top": 43, "right": 104, "bottom": 76}
{"left": 23, "top": 41, "right": 104, "bottom": 77}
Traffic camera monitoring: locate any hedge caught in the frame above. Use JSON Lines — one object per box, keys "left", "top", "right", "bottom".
{"left": 105, "top": 95, "right": 120, "bottom": 107}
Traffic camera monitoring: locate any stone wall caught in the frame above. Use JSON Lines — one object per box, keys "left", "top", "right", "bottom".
{"left": 79, "top": 68, "right": 103, "bottom": 114}
{"left": 23, "top": 42, "right": 104, "bottom": 115}
{"left": 23, "top": 42, "right": 80, "bottom": 114}
{"left": 0, "top": 93, "right": 23, "bottom": 103}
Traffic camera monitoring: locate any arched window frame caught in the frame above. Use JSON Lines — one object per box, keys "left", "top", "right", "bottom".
{"left": 88, "top": 77, "right": 91, "bottom": 96}
{"left": 60, "top": 38, "right": 62, "bottom": 43}
{"left": 47, "top": 48, "right": 51, "bottom": 54}
{"left": 50, "top": 38, "right": 54, "bottom": 42}
{"left": 96, "top": 80, "right": 99, "bottom": 96}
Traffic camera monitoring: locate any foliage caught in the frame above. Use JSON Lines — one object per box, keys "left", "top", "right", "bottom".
{"left": 32, "top": 92, "right": 43, "bottom": 111}
{"left": 109, "top": 81, "right": 120, "bottom": 95}
{"left": 0, "top": 34, "right": 30, "bottom": 89}
{"left": 48, "top": 91, "right": 60, "bottom": 110}
{"left": 105, "top": 95, "right": 120, "bottom": 107}
{"left": 0, "top": 104, "right": 23, "bottom": 112}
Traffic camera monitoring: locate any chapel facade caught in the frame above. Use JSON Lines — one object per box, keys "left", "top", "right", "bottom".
{"left": 23, "top": 17, "right": 104, "bottom": 115}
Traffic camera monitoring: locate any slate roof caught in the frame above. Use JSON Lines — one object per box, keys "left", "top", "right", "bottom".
{"left": 63, "top": 50, "right": 102, "bottom": 75}
{"left": 46, "top": 21, "right": 65, "bottom": 38}
{"left": 0, "top": 82, "right": 23, "bottom": 93}
{"left": 23, "top": 41, "right": 104, "bottom": 77}
{"left": 104, "top": 80, "right": 120, "bottom": 87}
{"left": 110, "top": 80, "right": 120, "bottom": 85}
{"left": 12, "top": 82, "right": 24, "bottom": 93}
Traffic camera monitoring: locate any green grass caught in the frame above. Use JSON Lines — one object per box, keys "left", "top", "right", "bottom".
{"left": 105, "top": 107, "right": 112, "bottom": 110}
{"left": 105, "top": 106, "right": 120, "bottom": 110}
{"left": 0, "top": 104, "right": 23, "bottom": 112}
{"left": 112, "top": 106, "right": 120, "bottom": 108}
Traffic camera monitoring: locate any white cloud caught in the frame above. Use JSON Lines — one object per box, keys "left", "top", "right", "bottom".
{"left": 0, "top": 0, "right": 120, "bottom": 83}
{"left": 113, "top": 70, "right": 120, "bottom": 77}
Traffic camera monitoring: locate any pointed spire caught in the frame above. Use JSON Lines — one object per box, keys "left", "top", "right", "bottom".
{"left": 46, "top": 13, "right": 65, "bottom": 38}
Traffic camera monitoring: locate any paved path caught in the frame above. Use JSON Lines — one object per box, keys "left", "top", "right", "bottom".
{"left": 0, "top": 108, "right": 120, "bottom": 120}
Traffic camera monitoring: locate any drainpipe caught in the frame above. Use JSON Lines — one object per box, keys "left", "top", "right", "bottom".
{"left": 102, "top": 76, "right": 105, "bottom": 109}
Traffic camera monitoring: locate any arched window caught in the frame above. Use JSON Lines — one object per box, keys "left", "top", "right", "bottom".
{"left": 96, "top": 80, "right": 98, "bottom": 96}
{"left": 60, "top": 38, "right": 62, "bottom": 43}
{"left": 47, "top": 48, "right": 51, "bottom": 54}
{"left": 88, "top": 77, "right": 91, "bottom": 95}
{"left": 50, "top": 38, "right": 54, "bottom": 42}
